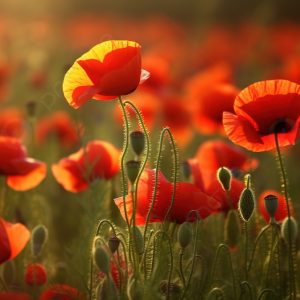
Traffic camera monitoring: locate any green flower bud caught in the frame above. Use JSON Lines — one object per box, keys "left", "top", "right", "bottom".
{"left": 108, "top": 235, "right": 120, "bottom": 254}
{"left": 126, "top": 160, "right": 141, "bottom": 184}
{"left": 132, "top": 226, "right": 144, "bottom": 255}
{"left": 264, "top": 194, "right": 278, "bottom": 220}
{"left": 281, "top": 217, "right": 298, "bottom": 244}
{"left": 217, "top": 167, "right": 232, "bottom": 191}
{"left": 225, "top": 210, "right": 241, "bottom": 249}
{"left": 31, "top": 225, "right": 48, "bottom": 257}
{"left": 238, "top": 188, "right": 255, "bottom": 222}
{"left": 93, "top": 245, "right": 110, "bottom": 274}
{"left": 177, "top": 222, "right": 193, "bottom": 248}
{"left": 130, "top": 131, "right": 145, "bottom": 157}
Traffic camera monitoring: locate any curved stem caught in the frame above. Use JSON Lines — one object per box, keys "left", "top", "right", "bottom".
{"left": 274, "top": 132, "right": 296, "bottom": 299}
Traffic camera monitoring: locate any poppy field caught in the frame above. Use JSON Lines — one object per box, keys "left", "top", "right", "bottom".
{"left": 2, "top": 1, "right": 300, "bottom": 299}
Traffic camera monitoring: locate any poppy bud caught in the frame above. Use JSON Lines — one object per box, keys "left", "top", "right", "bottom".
{"left": 217, "top": 167, "right": 232, "bottom": 191}
{"left": 126, "top": 160, "right": 141, "bottom": 184}
{"left": 181, "top": 161, "right": 191, "bottom": 180}
{"left": 31, "top": 225, "right": 48, "bottom": 257}
{"left": 225, "top": 210, "right": 241, "bottom": 249}
{"left": 238, "top": 188, "right": 255, "bottom": 222}
{"left": 25, "top": 263, "right": 47, "bottom": 286}
{"left": 130, "top": 131, "right": 145, "bottom": 157}
{"left": 159, "top": 280, "right": 181, "bottom": 296}
{"left": 177, "top": 222, "right": 193, "bottom": 248}
{"left": 132, "top": 226, "right": 144, "bottom": 255}
{"left": 264, "top": 194, "right": 279, "bottom": 220}
{"left": 96, "top": 276, "right": 118, "bottom": 300}
{"left": 93, "top": 246, "right": 110, "bottom": 274}
{"left": 281, "top": 217, "right": 298, "bottom": 244}
{"left": 108, "top": 235, "right": 120, "bottom": 254}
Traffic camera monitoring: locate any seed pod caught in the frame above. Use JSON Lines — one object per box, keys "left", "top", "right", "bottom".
{"left": 130, "top": 131, "right": 145, "bottom": 157}
{"left": 281, "top": 217, "right": 298, "bottom": 244}
{"left": 225, "top": 210, "right": 241, "bottom": 249}
{"left": 217, "top": 167, "right": 232, "bottom": 191}
{"left": 108, "top": 235, "right": 120, "bottom": 254}
{"left": 132, "top": 226, "right": 144, "bottom": 255}
{"left": 126, "top": 160, "right": 141, "bottom": 184}
{"left": 264, "top": 194, "right": 278, "bottom": 220}
{"left": 25, "top": 263, "right": 47, "bottom": 286}
{"left": 93, "top": 246, "right": 110, "bottom": 274}
{"left": 31, "top": 225, "right": 48, "bottom": 257}
{"left": 177, "top": 222, "right": 193, "bottom": 248}
{"left": 238, "top": 188, "right": 255, "bottom": 222}
{"left": 96, "top": 276, "right": 118, "bottom": 300}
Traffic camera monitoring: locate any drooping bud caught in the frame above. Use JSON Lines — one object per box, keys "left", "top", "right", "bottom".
{"left": 281, "top": 217, "right": 298, "bottom": 244}
{"left": 132, "top": 226, "right": 144, "bottom": 255}
{"left": 126, "top": 160, "right": 141, "bottom": 184}
{"left": 96, "top": 276, "right": 118, "bottom": 300}
{"left": 108, "top": 235, "right": 120, "bottom": 254}
{"left": 31, "top": 225, "right": 48, "bottom": 257}
{"left": 225, "top": 210, "right": 241, "bottom": 249}
{"left": 159, "top": 281, "right": 181, "bottom": 296}
{"left": 238, "top": 188, "right": 255, "bottom": 222}
{"left": 217, "top": 167, "right": 232, "bottom": 191}
{"left": 25, "top": 263, "right": 47, "bottom": 286}
{"left": 130, "top": 131, "right": 145, "bottom": 157}
{"left": 177, "top": 222, "right": 193, "bottom": 248}
{"left": 93, "top": 245, "right": 110, "bottom": 274}
{"left": 264, "top": 194, "right": 278, "bottom": 221}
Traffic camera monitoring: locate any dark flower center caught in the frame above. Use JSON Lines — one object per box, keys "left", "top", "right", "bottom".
{"left": 271, "top": 118, "right": 293, "bottom": 134}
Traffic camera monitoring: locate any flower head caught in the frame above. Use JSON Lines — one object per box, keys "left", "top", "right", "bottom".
{"left": 223, "top": 79, "right": 300, "bottom": 152}
{"left": 63, "top": 40, "right": 149, "bottom": 108}
{"left": 52, "top": 140, "right": 120, "bottom": 192}
{"left": 0, "top": 218, "right": 30, "bottom": 265}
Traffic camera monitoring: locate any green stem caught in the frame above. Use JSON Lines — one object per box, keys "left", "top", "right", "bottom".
{"left": 244, "top": 222, "right": 248, "bottom": 281}
{"left": 274, "top": 132, "right": 296, "bottom": 299}
{"left": 179, "top": 250, "right": 186, "bottom": 288}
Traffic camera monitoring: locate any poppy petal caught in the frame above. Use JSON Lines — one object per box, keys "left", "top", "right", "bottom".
{"left": 0, "top": 219, "right": 11, "bottom": 264}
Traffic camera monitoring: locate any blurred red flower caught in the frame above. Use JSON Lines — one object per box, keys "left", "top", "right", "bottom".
{"left": 36, "top": 111, "right": 82, "bottom": 147}
{"left": 0, "top": 64, "right": 10, "bottom": 102}
{"left": 39, "top": 284, "right": 83, "bottom": 300}
{"left": 0, "top": 292, "right": 30, "bottom": 300}
{"left": 63, "top": 40, "right": 149, "bottom": 109}
{"left": 114, "top": 169, "right": 220, "bottom": 225}
{"left": 223, "top": 79, "right": 300, "bottom": 152}
{"left": 52, "top": 140, "right": 120, "bottom": 192}
{"left": 258, "top": 190, "right": 292, "bottom": 223}
{"left": 0, "top": 137, "right": 46, "bottom": 191}
{"left": 0, "top": 218, "right": 30, "bottom": 265}
{"left": 0, "top": 108, "right": 24, "bottom": 138}
{"left": 191, "top": 140, "right": 257, "bottom": 189}
{"left": 25, "top": 263, "right": 47, "bottom": 286}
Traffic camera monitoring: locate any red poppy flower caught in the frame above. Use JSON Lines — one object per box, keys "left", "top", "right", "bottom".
{"left": 0, "top": 108, "right": 24, "bottom": 138}
{"left": 205, "top": 177, "right": 245, "bottom": 213}
{"left": 39, "top": 284, "right": 83, "bottom": 300}
{"left": 63, "top": 40, "right": 149, "bottom": 109}
{"left": 258, "top": 190, "right": 292, "bottom": 223}
{"left": 0, "top": 137, "right": 46, "bottom": 191}
{"left": 36, "top": 111, "right": 82, "bottom": 147}
{"left": 0, "top": 292, "right": 30, "bottom": 300}
{"left": 25, "top": 263, "right": 47, "bottom": 286}
{"left": 114, "top": 169, "right": 220, "bottom": 225}
{"left": 223, "top": 79, "right": 300, "bottom": 152}
{"left": 0, "top": 63, "right": 10, "bottom": 102}
{"left": 52, "top": 140, "right": 120, "bottom": 192}
{"left": 191, "top": 140, "right": 258, "bottom": 188}
{"left": 0, "top": 218, "right": 30, "bottom": 265}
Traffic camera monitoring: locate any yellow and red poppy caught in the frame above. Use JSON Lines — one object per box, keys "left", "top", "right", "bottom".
{"left": 52, "top": 140, "right": 120, "bottom": 192}
{"left": 0, "top": 218, "right": 30, "bottom": 265}
{"left": 63, "top": 40, "right": 149, "bottom": 109}
{"left": 0, "top": 137, "right": 46, "bottom": 191}
{"left": 223, "top": 79, "right": 300, "bottom": 152}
